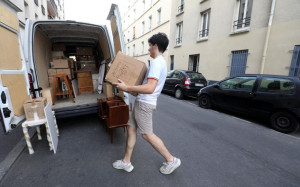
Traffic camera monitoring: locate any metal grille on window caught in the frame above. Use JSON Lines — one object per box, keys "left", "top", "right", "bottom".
{"left": 230, "top": 50, "right": 249, "bottom": 77}
{"left": 234, "top": 0, "right": 252, "bottom": 30}
{"left": 289, "top": 46, "right": 300, "bottom": 77}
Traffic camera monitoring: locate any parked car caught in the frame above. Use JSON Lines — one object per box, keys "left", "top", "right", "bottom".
{"left": 197, "top": 74, "right": 300, "bottom": 133}
{"left": 163, "top": 70, "right": 207, "bottom": 99}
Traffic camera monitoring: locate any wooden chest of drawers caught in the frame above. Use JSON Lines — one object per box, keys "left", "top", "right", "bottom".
{"left": 76, "top": 71, "right": 94, "bottom": 94}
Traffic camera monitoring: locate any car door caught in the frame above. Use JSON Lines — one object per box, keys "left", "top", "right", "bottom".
{"left": 248, "top": 77, "right": 297, "bottom": 117}
{"left": 169, "top": 71, "right": 182, "bottom": 93}
{"left": 0, "top": 3, "right": 31, "bottom": 133}
{"left": 213, "top": 76, "right": 257, "bottom": 113}
{"left": 163, "top": 70, "right": 174, "bottom": 92}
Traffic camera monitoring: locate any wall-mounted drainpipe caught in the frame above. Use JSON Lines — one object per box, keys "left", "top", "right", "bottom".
{"left": 260, "top": 0, "right": 277, "bottom": 74}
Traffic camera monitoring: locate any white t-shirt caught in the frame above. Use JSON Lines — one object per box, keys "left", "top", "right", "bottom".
{"left": 136, "top": 55, "right": 167, "bottom": 106}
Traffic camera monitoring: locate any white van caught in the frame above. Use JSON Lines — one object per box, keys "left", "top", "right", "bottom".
{"left": 0, "top": 2, "right": 128, "bottom": 133}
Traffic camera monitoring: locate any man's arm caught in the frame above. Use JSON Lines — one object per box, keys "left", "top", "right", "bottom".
{"left": 114, "top": 78, "right": 158, "bottom": 94}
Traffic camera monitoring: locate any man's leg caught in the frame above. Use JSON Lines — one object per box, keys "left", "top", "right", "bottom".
{"left": 123, "top": 125, "right": 137, "bottom": 163}
{"left": 142, "top": 133, "right": 173, "bottom": 162}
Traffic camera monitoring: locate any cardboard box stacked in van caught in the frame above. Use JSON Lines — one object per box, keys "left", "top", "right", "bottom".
{"left": 75, "top": 47, "right": 98, "bottom": 92}
{"left": 48, "top": 44, "right": 75, "bottom": 87}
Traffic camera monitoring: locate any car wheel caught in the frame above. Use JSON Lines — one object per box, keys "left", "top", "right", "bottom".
{"left": 270, "top": 112, "right": 299, "bottom": 133}
{"left": 175, "top": 88, "right": 184, "bottom": 99}
{"left": 198, "top": 94, "right": 211, "bottom": 109}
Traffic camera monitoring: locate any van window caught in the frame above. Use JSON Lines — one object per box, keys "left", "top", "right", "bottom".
{"left": 219, "top": 77, "right": 256, "bottom": 91}
{"left": 258, "top": 78, "right": 295, "bottom": 93}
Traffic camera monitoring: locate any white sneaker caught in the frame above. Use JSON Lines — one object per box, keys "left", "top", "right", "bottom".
{"left": 112, "top": 160, "right": 134, "bottom": 172}
{"left": 160, "top": 157, "right": 181, "bottom": 174}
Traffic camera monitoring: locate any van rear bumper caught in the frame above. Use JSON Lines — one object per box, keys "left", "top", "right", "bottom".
{"left": 53, "top": 103, "right": 98, "bottom": 119}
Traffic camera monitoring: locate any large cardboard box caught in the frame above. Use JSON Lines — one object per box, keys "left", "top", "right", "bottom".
{"left": 76, "top": 47, "right": 93, "bottom": 55}
{"left": 52, "top": 51, "right": 64, "bottom": 58}
{"left": 51, "top": 59, "right": 69, "bottom": 68}
{"left": 53, "top": 44, "right": 66, "bottom": 51}
{"left": 48, "top": 69, "right": 57, "bottom": 76}
{"left": 23, "top": 97, "right": 47, "bottom": 121}
{"left": 103, "top": 82, "right": 114, "bottom": 97}
{"left": 105, "top": 52, "right": 147, "bottom": 86}
{"left": 56, "top": 68, "right": 71, "bottom": 75}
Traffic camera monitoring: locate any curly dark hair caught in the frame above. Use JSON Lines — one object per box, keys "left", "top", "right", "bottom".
{"left": 148, "top": 32, "right": 169, "bottom": 53}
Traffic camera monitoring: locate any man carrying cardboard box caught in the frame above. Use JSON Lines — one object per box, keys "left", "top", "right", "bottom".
{"left": 113, "top": 33, "right": 181, "bottom": 175}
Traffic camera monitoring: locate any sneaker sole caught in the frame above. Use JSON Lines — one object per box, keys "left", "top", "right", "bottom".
{"left": 113, "top": 165, "right": 134, "bottom": 172}
{"left": 160, "top": 159, "right": 181, "bottom": 175}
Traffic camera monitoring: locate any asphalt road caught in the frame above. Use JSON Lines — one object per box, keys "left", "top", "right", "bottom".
{"left": 1, "top": 94, "right": 300, "bottom": 186}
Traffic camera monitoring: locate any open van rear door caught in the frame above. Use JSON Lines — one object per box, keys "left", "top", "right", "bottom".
{"left": 107, "top": 4, "right": 134, "bottom": 109}
{"left": 107, "top": 4, "right": 126, "bottom": 56}
{"left": 0, "top": 3, "right": 31, "bottom": 133}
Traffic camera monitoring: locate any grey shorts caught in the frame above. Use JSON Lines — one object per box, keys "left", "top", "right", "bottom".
{"left": 127, "top": 100, "right": 156, "bottom": 134}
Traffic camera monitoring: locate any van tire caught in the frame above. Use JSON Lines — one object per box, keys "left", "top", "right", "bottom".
{"left": 270, "top": 111, "right": 299, "bottom": 133}
{"left": 198, "top": 94, "right": 211, "bottom": 109}
{"left": 175, "top": 88, "right": 184, "bottom": 99}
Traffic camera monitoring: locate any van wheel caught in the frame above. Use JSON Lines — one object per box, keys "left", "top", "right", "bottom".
{"left": 270, "top": 112, "right": 299, "bottom": 133}
{"left": 175, "top": 88, "right": 184, "bottom": 99}
{"left": 198, "top": 94, "right": 211, "bottom": 109}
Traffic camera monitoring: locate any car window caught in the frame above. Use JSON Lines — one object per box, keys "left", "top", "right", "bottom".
{"left": 167, "top": 71, "right": 174, "bottom": 78}
{"left": 186, "top": 72, "right": 205, "bottom": 79}
{"left": 219, "top": 77, "right": 256, "bottom": 91}
{"left": 171, "top": 71, "right": 181, "bottom": 79}
{"left": 258, "top": 78, "right": 295, "bottom": 93}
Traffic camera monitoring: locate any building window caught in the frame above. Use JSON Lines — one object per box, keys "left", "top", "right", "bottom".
{"left": 134, "top": 9, "right": 136, "bottom": 21}
{"left": 230, "top": 50, "right": 249, "bottom": 76}
{"left": 188, "top": 54, "right": 199, "bottom": 72}
{"left": 234, "top": 0, "right": 253, "bottom": 30}
{"left": 199, "top": 11, "right": 210, "bottom": 39}
{"left": 170, "top": 55, "right": 174, "bottom": 70}
{"left": 176, "top": 22, "right": 183, "bottom": 45}
{"left": 127, "top": 31, "right": 130, "bottom": 42}
{"left": 41, "top": 5, "right": 45, "bottom": 15}
{"left": 141, "top": 41, "right": 144, "bottom": 54}
{"left": 289, "top": 45, "right": 300, "bottom": 77}
{"left": 142, "top": 21, "right": 145, "bottom": 34}
{"left": 128, "top": 46, "right": 130, "bottom": 55}
{"left": 34, "top": 0, "right": 39, "bottom": 6}
{"left": 35, "top": 14, "right": 38, "bottom": 19}
{"left": 178, "top": 0, "right": 184, "bottom": 13}
{"left": 149, "top": 15, "right": 152, "bottom": 31}
{"left": 133, "top": 27, "right": 136, "bottom": 39}
{"left": 143, "top": 0, "right": 146, "bottom": 11}
{"left": 133, "top": 44, "right": 135, "bottom": 56}
{"left": 157, "top": 8, "right": 161, "bottom": 25}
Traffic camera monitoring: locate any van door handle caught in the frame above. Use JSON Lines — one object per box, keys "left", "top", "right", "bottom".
{"left": 250, "top": 92, "right": 256, "bottom": 96}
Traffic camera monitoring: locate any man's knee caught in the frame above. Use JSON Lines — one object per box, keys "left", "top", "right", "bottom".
{"left": 142, "top": 133, "right": 154, "bottom": 141}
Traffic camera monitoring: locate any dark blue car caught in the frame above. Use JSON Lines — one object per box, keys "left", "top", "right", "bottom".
{"left": 197, "top": 74, "right": 300, "bottom": 133}
{"left": 163, "top": 70, "right": 207, "bottom": 99}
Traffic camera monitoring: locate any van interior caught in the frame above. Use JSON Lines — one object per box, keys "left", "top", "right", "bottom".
{"left": 33, "top": 22, "right": 112, "bottom": 116}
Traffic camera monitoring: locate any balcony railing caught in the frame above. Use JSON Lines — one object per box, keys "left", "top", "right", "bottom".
{"left": 199, "top": 29, "right": 209, "bottom": 38}
{"left": 178, "top": 4, "right": 184, "bottom": 13}
{"left": 176, "top": 37, "right": 182, "bottom": 45}
{"left": 233, "top": 17, "right": 251, "bottom": 30}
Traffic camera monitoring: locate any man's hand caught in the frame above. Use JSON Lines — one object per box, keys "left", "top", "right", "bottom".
{"left": 113, "top": 79, "right": 128, "bottom": 92}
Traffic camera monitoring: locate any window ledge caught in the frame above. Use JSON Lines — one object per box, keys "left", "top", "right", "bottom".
{"left": 230, "top": 28, "right": 250, "bottom": 35}
{"left": 200, "top": 0, "right": 208, "bottom": 4}
{"left": 176, "top": 11, "right": 184, "bottom": 17}
{"left": 174, "top": 44, "right": 182, "bottom": 48}
{"left": 197, "top": 37, "right": 208, "bottom": 42}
